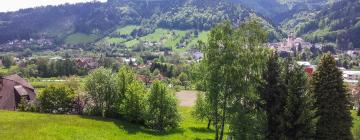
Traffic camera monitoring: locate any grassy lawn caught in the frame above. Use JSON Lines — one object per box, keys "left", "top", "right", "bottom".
{"left": 353, "top": 111, "right": 360, "bottom": 140}
{"left": 0, "top": 107, "right": 214, "bottom": 140}
{"left": 65, "top": 33, "right": 98, "bottom": 45}
{"left": 115, "top": 25, "right": 139, "bottom": 35}
{"left": 0, "top": 66, "right": 19, "bottom": 75}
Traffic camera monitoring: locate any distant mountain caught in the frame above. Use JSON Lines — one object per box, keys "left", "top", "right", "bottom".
{"left": 230, "top": 0, "right": 331, "bottom": 23}
{"left": 286, "top": 0, "right": 360, "bottom": 49}
{"left": 0, "top": 0, "right": 284, "bottom": 45}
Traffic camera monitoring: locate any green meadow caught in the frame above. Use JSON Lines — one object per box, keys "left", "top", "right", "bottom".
{"left": 0, "top": 107, "right": 215, "bottom": 140}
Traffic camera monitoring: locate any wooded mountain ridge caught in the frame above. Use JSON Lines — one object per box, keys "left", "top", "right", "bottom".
{"left": 0, "top": 0, "right": 358, "bottom": 49}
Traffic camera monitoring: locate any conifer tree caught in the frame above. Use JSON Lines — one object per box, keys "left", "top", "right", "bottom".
{"left": 260, "top": 52, "right": 287, "bottom": 140}
{"left": 311, "top": 54, "right": 353, "bottom": 140}
{"left": 283, "top": 63, "right": 315, "bottom": 140}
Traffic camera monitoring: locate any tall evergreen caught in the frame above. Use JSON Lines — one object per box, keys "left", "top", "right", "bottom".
{"left": 260, "top": 52, "right": 287, "bottom": 140}
{"left": 311, "top": 54, "right": 353, "bottom": 140}
{"left": 283, "top": 63, "right": 315, "bottom": 140}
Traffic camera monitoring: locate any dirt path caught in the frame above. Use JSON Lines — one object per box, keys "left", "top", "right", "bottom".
{"left": 176, "top": 90, "right": 198, "bottom": 107}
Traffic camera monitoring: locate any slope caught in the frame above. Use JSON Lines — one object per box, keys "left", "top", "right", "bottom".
{"left": 291, "top": 0, "right": 360, "bottom": 50}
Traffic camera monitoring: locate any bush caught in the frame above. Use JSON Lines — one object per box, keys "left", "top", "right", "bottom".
{"left": 38, "top": 85, "right": 76, "bottom": 114}
{"left": 84, "top": 68, "right": 117, "bottom": 117}
{"left": 1, "top": 55, "right": 13, "bottom": 68}
{"left": 123, "top": 81, "right": 147, "bottom": 123}
{"left": 146, "top": 81, "right": 180, "bottom": 131}
{"left": 18, "top": 97, "right": 40, "bottom": 112}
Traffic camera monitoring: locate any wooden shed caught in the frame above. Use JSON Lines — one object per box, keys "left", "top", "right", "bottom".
{"left": 0, "top": 74, "right": 36, "bottom": 110}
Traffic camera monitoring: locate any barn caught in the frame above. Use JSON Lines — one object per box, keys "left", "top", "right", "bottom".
{"left": 0, "top": 74, "right": 36, "bottom": 110}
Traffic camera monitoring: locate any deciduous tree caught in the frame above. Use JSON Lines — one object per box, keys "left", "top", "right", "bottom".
{"left": 85, "top": 68, "right": 117, "bottom": 117}
{"left": 146, "top": 81, "right": 180, "bottom": 131}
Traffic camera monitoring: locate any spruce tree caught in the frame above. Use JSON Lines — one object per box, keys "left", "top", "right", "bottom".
{"left": 283, "top": 63, "right": 315, "bottom": 140}
{"left": 260, "top": 52, "right": 287, "bottom": 140}
{"left": 311, "top": 54, "right": 353, "bottom": 140}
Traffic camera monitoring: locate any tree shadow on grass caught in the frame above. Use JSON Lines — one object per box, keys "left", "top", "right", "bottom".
{"left": 80, "top": 115, "right": 184, "bottom": 136}
{"left": 189, "top": 127, "right": 215, "bottom": 133}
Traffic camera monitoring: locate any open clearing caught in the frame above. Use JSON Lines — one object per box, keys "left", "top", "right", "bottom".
{"left": 176, "top": 90, "right": 198, "bottom": 107}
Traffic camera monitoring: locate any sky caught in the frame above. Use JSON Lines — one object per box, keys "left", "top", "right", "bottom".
{"left": 0, "top": 0, "right": 107, "bottom": 12}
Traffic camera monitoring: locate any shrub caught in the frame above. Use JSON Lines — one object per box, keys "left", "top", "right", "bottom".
{"left": 123, "top": 81, "right": 147, "bottom": 123}
{"left": 84, "top": 68, "right": 117, "bottom": 117}
{"left": 146, "top": 81, "right": 180, "bottom": 131}
{"left": 38, "top": 85, "right": 76, "bottom": 114}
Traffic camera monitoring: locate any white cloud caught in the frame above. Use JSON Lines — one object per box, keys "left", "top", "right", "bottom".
{"left": 0, "top": 0, "right": 107, "bottom": 12}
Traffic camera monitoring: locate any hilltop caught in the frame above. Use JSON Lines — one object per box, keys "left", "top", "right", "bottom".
{"left": 0, "top": 0, "right": 283, "bottom": 48}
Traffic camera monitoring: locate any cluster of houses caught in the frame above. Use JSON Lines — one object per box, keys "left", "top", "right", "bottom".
{"left": 268, "top": 35, "right": 322, "bottom": 57}
{"left": 0, "top": 38, "right": 53, "bottom": 52}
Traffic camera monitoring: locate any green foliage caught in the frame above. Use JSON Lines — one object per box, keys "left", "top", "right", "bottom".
{"left": 292, "top": 0, "right": 360, "bottom": 49}
{"left": 1, "top": 55, "right": 14, "bottom": 69}
{"left": 123, "top": 81, "right": 147, "bottom": 123}
{"left": 146, "top": 81, "right": 180, "bottom": 131}
{"left": 36, "top": 58, "right": 81, "bottom": 78}
{"left": 17, "top": 97, "right": 30, "bottom": 112}
{"left": 38, "top": 85, "right": 76, "bottom": 114}
{"left": 283, "top": 63, "right": 315, "bottom": 139}
{"left": 311, "top": 54, "right": 353, "bottom": 140}
{"left": 189, "top": 61, "right": 207, "bottom": 91}
{"left": 84, "top": 68, "right": 117, "bottom": 117}
{"left": 116, "top": 66, "right": 136, "bottom": 110}
{"left": 192, "top": 92, "right": 212, "bottom": 129}
{"left": 204, "top": 21, "right": 268, "bottom": 140}
{"left": 260, "top": 53, "right": 287, "bottom": 139}
{"left": 0, "top": 0, "right": 283, "bottom": 45}
{"left": 178, "top": 72, "right": 189, "bottom": 89}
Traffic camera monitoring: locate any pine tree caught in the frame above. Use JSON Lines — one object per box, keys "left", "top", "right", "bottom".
{"left": 311, "top": 54, "right": 353, "bottom": 140}
{"left": 260, "top": 52, "right": 287, "bottom": 140}
{"left": 283, "top": 63, "right": 315, "bottom": 140}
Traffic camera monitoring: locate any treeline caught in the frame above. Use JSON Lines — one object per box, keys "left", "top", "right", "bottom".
{"left": 20, "top": 67, "right": 181, "bottom": 131}
{"left": 36, "top": 58, "right": 86, "bottom": 77}
{"left": 190, "top": 21, "right": 354, "bottom": 140}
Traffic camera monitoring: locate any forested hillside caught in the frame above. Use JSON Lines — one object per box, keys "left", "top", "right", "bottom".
{"left": 0, "top": 0, "right": 283, "bottom": 45}
{"left": 289, "top": 0, "right": 360, "bottom": 50}
{"left": 230, "top": 0, "right": 331, "bottom": 23}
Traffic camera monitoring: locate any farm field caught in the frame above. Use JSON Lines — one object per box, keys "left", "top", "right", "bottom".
{"left": 99, "top": 25, "right": 209, "bottom": 52}
{"left": 0, "top": 107, "right": 215, "bottom": 140}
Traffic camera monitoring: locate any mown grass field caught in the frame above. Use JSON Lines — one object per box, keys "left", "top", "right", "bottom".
{"left": 353, "top": 111, "right": 360, "bottom": 140}
{"left": 98, "top": 25, "right": 210, "bottom": 53}
{"left": 0, "top": 107, "right": 215, "bottom": 140}
{"left": 0, "top": 106, "right": 359, "bottom": 139}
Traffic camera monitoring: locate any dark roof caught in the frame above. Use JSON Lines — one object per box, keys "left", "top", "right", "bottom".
{"left": 3, "top": 74, "right": 34, "bottom": 89}
{"left": 14, "top": 85, "right": 29, "bottom": 96}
